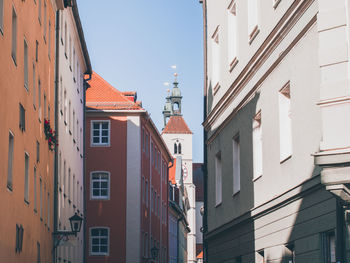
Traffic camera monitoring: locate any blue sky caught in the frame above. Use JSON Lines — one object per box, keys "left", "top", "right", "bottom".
{"left": 77, "top": 0, "right": 204, "bottom": 162}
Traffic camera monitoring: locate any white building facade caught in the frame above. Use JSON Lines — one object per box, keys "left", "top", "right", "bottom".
{"left": 55, "top": 2, "right": 91, "bottom": 262}
{"left": 201, "top": 0, "right": 350, "bottom": 262}
{"left": 162, "top": 79, "right": 197, "bottom": 263}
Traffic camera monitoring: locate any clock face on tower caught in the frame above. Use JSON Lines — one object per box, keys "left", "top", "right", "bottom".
{"left": 182, "top": 165, "right": 188, "bottom": 181}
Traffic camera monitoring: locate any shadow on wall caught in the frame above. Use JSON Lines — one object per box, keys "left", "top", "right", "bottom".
{"left": 207, "top": 82, "right": 213, "bottom": 115}
{"left": 277, "top": 166, "right": 346, "bottom": 263}
{"left": 205, "top": 92, "right": 260, "bottom": 263}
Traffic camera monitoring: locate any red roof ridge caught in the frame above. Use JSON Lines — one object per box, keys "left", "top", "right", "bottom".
{"left": 162, "top": 115, "right": 192, "bottom": 134}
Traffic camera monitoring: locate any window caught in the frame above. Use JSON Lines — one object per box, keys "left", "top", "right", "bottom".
{"left": 43, "top": 94, "right": 46, "bottom": 119}
{"left": 0, "top": 0, "right": 3, "bottom": 33}
{"left": 59, "top": 77, "right": 62, "bottom": 114}
{"left": 34, "top": 167, "right": 37, "bottom": 211}
{"left": 142, "top": 177, "right": 145, "bottom": 203}
{"left": 174, "top": 143, "right": 177, "bottom": 154}
{"left": 215, "top": 152, "right": 222, "bottom": 206}
{"left": 257, "top": 249, "right": 265, "bottom": 263}
{"left": 38, "top": 0, "right": 41, "bottom": 23}
{"left": 7, "top": 132, "right": 14, "bottom": 190}
{"left": 248, "top": 0, "right": 259, "bottom": 42}
{"left": 91, "top": 121, "right": 110, "bottom": 146}
{"left": 279, "top": 83, "right": 292, "bottom": 162}
{"left": 228, "top": 1, "right": 238, "bottom": 70}
{"left": 39, "top": 178, "right": 42, "bottom": 220}
{"left": 64, "top": 90, "right": 67, "bottom": 124}
{"left": 35, "top": 41, "right": 39, "bottom": 62}
{"left": 47, "top": 192, "right": 50, "bottom": 228}
{"left": 253, "top": 112, "right": 262, "bottom": 179}
{"left": 68, "top": 168, "right": 71, "bottom": 200}
{"left": 322, "top": 230, "right": 336, "bottom": 263}
{"left": 48, "top": 21, "right": 51, "bottom": 58}
{"left": 69, "top": 101, "right": 71, "bottom": 132}
{"left": 37, "top": 242, "right": 40, "bottom": 263}
{"left": 178, "top": 143, "right": 182, "bottom": 154}
{"left": 19, "top": 103, "right": 25, "bottom": 131}
{"left": 43, "top": 1, "right": 46, "bottom": 40}
{"left": 24, "top": 40, "right": 28, "bottom": 90}
{"left": 73, "top": 111, "right": 76, "bottom": 142}
{"left": 284, "top": 243, "right": 295, "bottom": 263}
{"left": 232, "top": 135, "right": 240, "bottom": 194}
{"left": 24, "top": 152, "right": 29, "bottom": 203}
{"left": 91, "top": 172, "right": 110, "bottom": 199}
{"left": 145, "top": 180, "right": 149, "bottom": 207}
{"left": 69, "top": 36, "right": 72, "bottom": 69}
{"left": 211, "top": 27, "right": 220, "bottom": 93}
{"left": 38, "top": 79, "right": 41, "bottom": 121}
{"left": 90, "top": 228, "right": 109, "bottom": 255}
{"left": 36, "top": 141, "right": 40, "bottom": 163}
{"left": 63, "top": 160, "right": 66, "bottom": 195}
{"left": 64, "top": 22, "right": 67, "bottom": 57}
{"left": 33, "top": 64, "right": 36, "bottom": 107}
{"left": 72, "top": 174, "right": 76, "bottom": 204}
{"left": 11, "top": 7, "right": 17, "bottom": 64}
{"left": 15, "top": 224, "right": 24, "bottom": 253}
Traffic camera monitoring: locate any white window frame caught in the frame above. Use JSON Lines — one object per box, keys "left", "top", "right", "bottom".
{"left": 278, "top": 82, "right": 292, "bottom": 162}
{"left": 90, "top": 171, "right": 110, "bottom": 200}
{"left": 248, "top": 0, "right": 259, "bottom": 43}
{"left": 228, "top": 0, "right": 238, "bottom": 71}
{"left": 215, "top": 151, "right": 222, "bottom": 206}
{"left": 253, "top": 111, "right": 263, "bottom": 180}
{"left": 211, "top": 26, "right": 220, "bottom": 95}
{"left": 90, "top": 227, "right": 110, "bottom": 256}
{"left": 91, "top": 120, "right": 111, "bottom": 146}
{"left": 232, "top": 135, "right": 240, "bottom": 195}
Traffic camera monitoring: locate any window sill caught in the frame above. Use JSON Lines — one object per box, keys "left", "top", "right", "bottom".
{"left": 7, "top": 185, "right": 13, "bottom": 192}
{"left": 73, "top": 139, "right": 76, "bottom": 144}
{"left": 60, "top": 109, "right": 63, "bottom": 116}
{"left": 280, "top": 155, "right": 292, "bottom": 164}
{"left": 61, "top": 38, "right": 63, "bottom": 45}
{"left": 215, "top": 202, "right": 222, "bottom": 208}
{"left": 69, "top": 130, "right": 72, "bottom": 135}
{"left": 65, "top": 52, "right": 68, "bottom": 59}
{"left": 91, "top": 143, "right": 110, "bottom": 147}
{"left": 80, "top": 154, "right": 83, "bottom": 158}
{"left": 229, "top": 57, "right": 239, "bottom": 73}
{"left": 77, "top": 146, "right": 80, "bottom": 152}
{"left": 273, "top": 0, "right": 281, "bottom": 9}
{"left": 232, "top": 190, "right": 240, "bottom": 197}
{"left": 249, "top": 26, "right": 260, "bottom": 45}
{"left": 213, "top": 82, "right": 220, "bottom": 96}
{"left": 253, "top": 174, "right": 262, "bottom": 182}
{"left": 73, "top": 77, "right": 76, "bottom": 83}
{"left": 24, "top": 199, "right": 29, "bottom": 205}
{"left": 11, "top": 54, "right": 17, "bottom": 67}
{"left": 64, "top": 120, "right": 67, "bottom": 126}
{"left": 0, "top": 27, "right": 3, "bottom": 36}
{"left": 91, "top": 197, "right": 110, "bottom": 201}
{"left": 69, "top": 66, "right": 72, "bottom": 72}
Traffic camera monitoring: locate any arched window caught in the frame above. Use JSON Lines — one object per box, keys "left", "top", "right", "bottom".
{"left": 178, "top": 143, "right": 182, "bottom": 154}
{"left": 174, "top": 143, "right": 177, "bottom": 154}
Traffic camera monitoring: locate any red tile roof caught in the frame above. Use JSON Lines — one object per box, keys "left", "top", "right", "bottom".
{"left": 162, "top": 115, "right": 192, "bottom": 134}
{"left": 86, "top": 71, "right": 142, "bottom": 111}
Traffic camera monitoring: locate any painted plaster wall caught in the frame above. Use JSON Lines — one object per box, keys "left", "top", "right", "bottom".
{"left": 0, "top": 0, "right": 56, "bottom": 262}
{"left": 85, "top": 115, "right": 127, "bottom": 263}
{"left": 56, "top": 7, "right": 87, "bottom": 263}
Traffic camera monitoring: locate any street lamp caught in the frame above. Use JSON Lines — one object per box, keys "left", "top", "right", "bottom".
{"left": 145, "top": 246, "right": 159, "bottom": 262}
{"left": 53, "top": 212, "right": 83, "bottom": 245}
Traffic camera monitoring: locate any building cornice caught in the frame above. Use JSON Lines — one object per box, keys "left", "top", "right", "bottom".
{"left": 204, "top": 0, "right": 315, "bottom": 139}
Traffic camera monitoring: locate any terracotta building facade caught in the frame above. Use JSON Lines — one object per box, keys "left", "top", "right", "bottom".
{"left": 85, "top": 72, "right": 171, "bottom": 263}
{"left": 0, "top": 0, "right": 58, "bottom": 262}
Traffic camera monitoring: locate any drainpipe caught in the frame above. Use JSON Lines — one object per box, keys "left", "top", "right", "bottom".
{"left": 83, "top": 73, "right": 91, "bottom": 263}
{"left": 53, "top": 9, "right": 60, "bottom": 263}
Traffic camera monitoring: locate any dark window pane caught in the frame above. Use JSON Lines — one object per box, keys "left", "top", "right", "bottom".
{"left": 102, "top": 130, "right": 108, "bottom": 136}
{"left": 101, "top": 190, "right": 108, "bottom": 196}
{"left": 102, "top": 123, "right": 108, "bottom": 129}
{"left": 93, "top": 123, "right": 99, "bottom": 129}
{"left": 102, "top": 137, "right": 108, "bottom": 143}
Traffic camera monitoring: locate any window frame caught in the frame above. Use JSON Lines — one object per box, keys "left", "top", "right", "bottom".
{"left": 90, "top": 120, "right": 111, "bottom": 147}
{"left": 90, "top": 171, "right": 110, "bottom": 200}
{"left": 89, "top": 227, "right": 110, "bottom": 256}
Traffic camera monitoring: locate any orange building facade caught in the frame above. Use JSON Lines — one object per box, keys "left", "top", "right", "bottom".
{"left": 0, "top": 0, "right": 58, "bottom": 262}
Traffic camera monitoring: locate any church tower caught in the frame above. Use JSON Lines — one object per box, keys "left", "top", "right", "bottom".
{"left": 162, "top": 75, "right": 196, "bottom": 263}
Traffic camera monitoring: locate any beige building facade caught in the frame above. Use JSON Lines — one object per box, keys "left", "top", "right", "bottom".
{"left": 55, "top": 1, "right": 91, "bottom": 262}
{"left": 201, "top": 0, "right": 350, "bottom": 262}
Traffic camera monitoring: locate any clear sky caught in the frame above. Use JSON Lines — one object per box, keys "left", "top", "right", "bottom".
{"left": 77, "top": 0, "right": 204, "bottom": 162}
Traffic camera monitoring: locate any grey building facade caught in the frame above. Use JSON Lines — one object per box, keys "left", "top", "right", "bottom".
{"left": 200, "top": 0, "right": 350, "bottom": 262}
